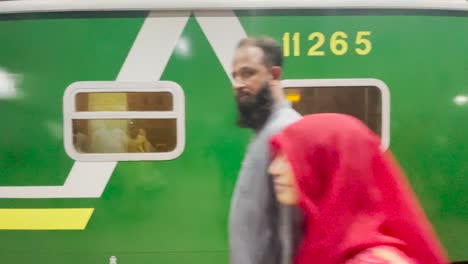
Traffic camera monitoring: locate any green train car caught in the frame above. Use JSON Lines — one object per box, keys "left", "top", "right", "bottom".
{"left": 0, "top": 1, "right": 466, "bottom": 263}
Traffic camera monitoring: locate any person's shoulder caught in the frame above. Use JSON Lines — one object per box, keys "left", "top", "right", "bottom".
{"left": 264, "top": 108, "right": 301, "bottom": 135}
{"left": 278, "top": 107, "right": 301, "bottom": 119}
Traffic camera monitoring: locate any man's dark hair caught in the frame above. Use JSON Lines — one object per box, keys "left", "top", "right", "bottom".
{"left": 236, "top": 36, "right": 283, "bottom": 68}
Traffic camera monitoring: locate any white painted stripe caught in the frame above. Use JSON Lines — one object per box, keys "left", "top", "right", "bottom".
{"left": 118, "top": 11, "right": 190, "bottom": 81}
{"left": 0, "top": 163, "right": 117, "bottom": 199}
{"left": 195, "top": 10, "right": 247, "bottom": 83}
{"left": 61, "top": 162, "right": 116, "bottom": 198}
{"left": 0, "top": 11, "right": 190, "bottom": 198}
{"left": 0, "top": 0, "right": 467, "bottom": 14}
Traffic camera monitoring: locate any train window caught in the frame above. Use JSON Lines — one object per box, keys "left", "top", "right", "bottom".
{"left": 282, "top": 79, "right": 390, "bottom": 150}
{"left": 63, "top": 81, "right": 185, "bottom": 161}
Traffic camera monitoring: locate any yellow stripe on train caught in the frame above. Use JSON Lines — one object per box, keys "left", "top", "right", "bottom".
{"left": 0, "top": 208, "right": 94, "bottom": 230}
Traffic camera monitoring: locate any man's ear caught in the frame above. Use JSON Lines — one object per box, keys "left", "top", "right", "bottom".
{"left": 270, "top": 66, "right": 282, "bottom": 80}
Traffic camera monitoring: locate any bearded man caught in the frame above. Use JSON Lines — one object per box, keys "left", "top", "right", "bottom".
{"left": 229, "top": 36, "right": 302, "bottom": 264}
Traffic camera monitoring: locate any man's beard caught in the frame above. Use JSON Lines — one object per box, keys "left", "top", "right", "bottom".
{"left": 235, "top": 82, "right": 274, "bottom": 130}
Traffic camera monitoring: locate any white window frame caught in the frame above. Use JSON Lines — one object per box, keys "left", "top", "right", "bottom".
{"left": 281, "top": 78, "right": 390, "bottom": 150}
{"left": 63, "top": 81, "right": 185, "bottom": 161}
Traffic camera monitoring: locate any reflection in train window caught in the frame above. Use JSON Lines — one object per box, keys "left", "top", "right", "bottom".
{"left": 284, "top": 86, "right": 382, "bottom": 136}
{"left": 75, "top": 92, "right": 173, "bottom": 112}
{"left": 72, "top": 119, "right": 176, "bottom": 154}
{"left": 64, "top": 81, "right": 185, "bottom": 161}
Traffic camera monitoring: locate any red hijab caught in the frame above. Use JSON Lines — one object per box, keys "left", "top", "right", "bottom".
{"left": 270, "top": 114, "right": 447, "bottom": 264}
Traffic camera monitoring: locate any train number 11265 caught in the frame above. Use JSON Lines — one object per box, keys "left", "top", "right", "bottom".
{"left": 282, "top": 31, "right": 372, "bottom": 57}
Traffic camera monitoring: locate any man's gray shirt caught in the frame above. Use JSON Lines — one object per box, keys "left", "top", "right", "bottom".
{"left": 229, "top": 100, "right": 302, "bottom": 264}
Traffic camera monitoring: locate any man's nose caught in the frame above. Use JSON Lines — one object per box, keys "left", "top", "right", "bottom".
{"left": 232, "top": 80, "right": 245, "bottom": 91}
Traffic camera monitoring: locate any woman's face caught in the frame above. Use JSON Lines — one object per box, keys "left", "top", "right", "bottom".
{"left": 268, "top": 151, "right": 299, "bottom": 206}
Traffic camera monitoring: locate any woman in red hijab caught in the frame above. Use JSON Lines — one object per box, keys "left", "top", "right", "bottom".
{"left": 268, "top": 113, "right": 448, "bottom": 264}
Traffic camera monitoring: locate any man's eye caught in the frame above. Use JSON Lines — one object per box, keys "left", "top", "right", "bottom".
{"left": 240, "top": 69, "right": 255, "bottom": 78}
